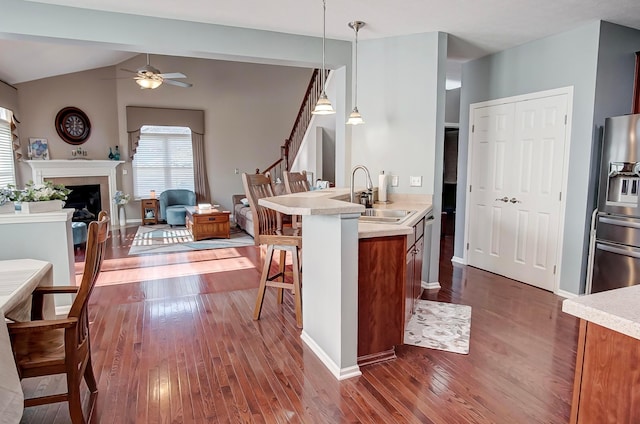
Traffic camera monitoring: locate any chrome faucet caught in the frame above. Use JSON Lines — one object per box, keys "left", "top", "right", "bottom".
{"left": 350, "top": 165, "right": 373, "bottom": 204}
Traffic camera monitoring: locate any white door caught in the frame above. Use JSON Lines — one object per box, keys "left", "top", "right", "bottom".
{"left": 467, "top": 94, "right": 568, "bottom": 291}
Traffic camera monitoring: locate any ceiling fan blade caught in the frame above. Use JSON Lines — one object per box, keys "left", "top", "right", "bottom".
{"left": 163, "top": 79, "right": 192, "bottom": 88}
{"left": 158, "top": 72, "right": 186, "bottom": 79}
{"left": 120, "top": 68, "right": 139, "bottom": 74}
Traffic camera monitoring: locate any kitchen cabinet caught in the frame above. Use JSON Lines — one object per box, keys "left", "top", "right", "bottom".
{"left": 569, "top": 320, "right": 640, "bottom": 423}
{"left": 358, "top": 235, "right": 406, "bottom": 366}
{"left": 405, "top": 217, "right": 425, "bottom": 323}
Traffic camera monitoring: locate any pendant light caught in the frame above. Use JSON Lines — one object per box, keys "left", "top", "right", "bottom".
{"left": 312, "top": 0, "right": 336, "bottom": 115}
{"left": 346, "top": 21, "right": 365, "bottom": 125}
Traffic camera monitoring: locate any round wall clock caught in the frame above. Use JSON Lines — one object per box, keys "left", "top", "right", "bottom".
{"left": 55, "top": 106, "right": 91, "bottom": 145}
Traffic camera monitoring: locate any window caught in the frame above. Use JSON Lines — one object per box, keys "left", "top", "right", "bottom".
{"left": 132, "top": 126, "right": 194, "bottom": 198}
{"left": 0, "top": 107, "right": 16, "bottom": 187}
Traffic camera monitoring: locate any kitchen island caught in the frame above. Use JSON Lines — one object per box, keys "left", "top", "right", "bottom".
{"left": 562, "top": 286, "right": 640, "bottom": 423}
{"left": 259, "top": 188, "right": 432, "bottom": 380}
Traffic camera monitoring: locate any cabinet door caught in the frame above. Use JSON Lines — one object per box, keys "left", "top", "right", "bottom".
{"left": 405, "top": 249, "right": 414, "bottom": 322}
{"left": 413, "top": 236, "right": 424, "bottom": 300}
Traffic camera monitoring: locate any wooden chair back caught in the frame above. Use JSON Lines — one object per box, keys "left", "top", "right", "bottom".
{"left": 242, "top": 172, "right": 283, "bottom": 245}
{"left": 8, "top": 211, "right": 110, "bottom": 423}
{"left": 69, "top": 210, "right": 110, "bottom": 354}
{"left": 283, "top": 170, "right": 310, "bottom": 194}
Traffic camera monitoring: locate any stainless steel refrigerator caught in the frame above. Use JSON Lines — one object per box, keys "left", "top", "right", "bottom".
{"left": 592, "top": 113, "right": 640, "bottom": 293}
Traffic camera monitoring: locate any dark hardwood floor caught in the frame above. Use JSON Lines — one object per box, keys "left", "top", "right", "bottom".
{"left": 20, "top": 222, "right": 579, "bottom": 423}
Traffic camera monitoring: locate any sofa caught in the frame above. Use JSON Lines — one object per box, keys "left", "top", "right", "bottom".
{"left": 232, "top": 194, "right": 254, "bottom": 237}
{"left": 159, "top": 189, "right": 197, "bottom": 226}
{"left": 232, "top": 181, "right": 288, "bottom": 238}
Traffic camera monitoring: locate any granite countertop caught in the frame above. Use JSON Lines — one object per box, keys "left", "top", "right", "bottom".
{"left": 258, "top": 188, "right": 433, "bottom": 240}
{"left": 562, "top": 285, "right": 640, "bottom": 341}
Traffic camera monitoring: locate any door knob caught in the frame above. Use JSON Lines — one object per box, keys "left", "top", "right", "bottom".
{"left": 495, "top": 196, "right": 509, "bottom": 203}
{"left": 510, "top": 197, "right": 522, "bottom": 204}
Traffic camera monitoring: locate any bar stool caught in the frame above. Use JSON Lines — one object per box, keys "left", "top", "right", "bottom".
{"left": 242, "top": 172, "right": 303, "bottom": 328}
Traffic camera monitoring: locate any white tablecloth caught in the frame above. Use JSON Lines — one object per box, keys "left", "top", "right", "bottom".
{"left": 0, "top": 259, "right": 53, "bottom": 424}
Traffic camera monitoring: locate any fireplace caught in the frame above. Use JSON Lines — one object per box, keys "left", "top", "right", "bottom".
{"left": 65, "top": 184, "right": 101, "bottom": 223}
{"left": 25, "top": 160, "right": 124, "bottom": 227}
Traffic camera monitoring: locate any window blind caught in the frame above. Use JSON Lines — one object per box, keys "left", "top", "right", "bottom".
{"left": 132, "top": 127, "right": 194, "bottom": 198}
{"left": 0, "top": 119, "right": 16, "bottom": 187}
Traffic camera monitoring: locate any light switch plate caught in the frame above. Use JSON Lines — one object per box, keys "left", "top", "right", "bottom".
{"left": 391, "top": 175, "right": 399, "bottom": 187}
{"left": 410, "top": 176, "right": 422, "bottom": 187}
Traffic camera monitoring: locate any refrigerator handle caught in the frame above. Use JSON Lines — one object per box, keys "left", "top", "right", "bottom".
{"left": 599, "top": 216, "right": 640, "bottom": 229}
{"left": 596, "top": 241, "right": 640, "bottom": 259}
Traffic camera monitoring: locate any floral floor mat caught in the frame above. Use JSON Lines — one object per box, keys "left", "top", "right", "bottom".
{"left": 404, "top": 299, "right": 472, "bottom": 354}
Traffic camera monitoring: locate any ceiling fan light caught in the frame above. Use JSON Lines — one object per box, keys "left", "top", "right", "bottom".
{"left": 136, "top": 78, "right": 162, "bottom": 89}
{"left": 346, "top": 107, "right": 365, "bottom": 125}
{"left": 312, "top": 92, "right": 336, "bottom": 115}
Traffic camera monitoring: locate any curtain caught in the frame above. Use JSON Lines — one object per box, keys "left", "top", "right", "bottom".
{"left": 127, "top": 129, "right": 141, "bottom": 159}
{"left": 10, "top": 115, "right": 20, "bottom": 162}
{"left": 192, "top": 132, "right": 211, "bottom": 203}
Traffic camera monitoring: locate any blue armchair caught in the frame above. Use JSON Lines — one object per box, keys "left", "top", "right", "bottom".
{"left": 159, "top": 189, "right": 197, "bottom": 226}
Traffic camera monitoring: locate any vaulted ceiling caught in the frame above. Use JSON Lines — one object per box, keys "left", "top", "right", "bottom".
{"left": 2, "top": 0, "right": 640, "bottom": 85}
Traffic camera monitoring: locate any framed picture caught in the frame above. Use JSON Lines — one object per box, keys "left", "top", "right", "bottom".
{"left": 28, "top": 138, "right": 49, "bottom": 160}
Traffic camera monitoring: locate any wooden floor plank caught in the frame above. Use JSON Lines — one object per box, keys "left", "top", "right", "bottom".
{"left": 18, "top": 227, "right": 578, "bottom": 423}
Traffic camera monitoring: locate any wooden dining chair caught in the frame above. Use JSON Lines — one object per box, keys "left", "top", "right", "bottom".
{"left": 8, "top": 211, "right": 110, "bottom": 424}
{"left": 242, "top": 172, "right": 303, "bottom": 327}
{"left": 283, "top": 170, "right": 310, "bottom": 230}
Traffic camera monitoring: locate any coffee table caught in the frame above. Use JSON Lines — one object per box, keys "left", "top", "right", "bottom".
{"left": 185, "top": 206, "right": 231, "bottom": 240}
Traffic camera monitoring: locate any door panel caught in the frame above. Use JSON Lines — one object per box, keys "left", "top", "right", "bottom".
{"left": 468, "top": 94, "right": 568, "bottom": 291}
{"left": 468, "top": 103, "right": 515, "bottom": 273}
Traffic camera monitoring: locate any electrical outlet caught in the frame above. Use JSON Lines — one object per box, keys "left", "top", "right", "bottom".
{"left": 391, "top": 175, "right": 399, "bottom": 187}
{"left": 122, "top": 169, "right": 128, "bottom": 175}
{"left": 410, "top": 176, "right": 422, "bottom": 187}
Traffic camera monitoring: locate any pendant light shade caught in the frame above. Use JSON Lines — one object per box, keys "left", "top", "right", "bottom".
{"left": 312, "top": 0, "right": 335, "bottom": 115}
{"left": 346, "top": 21, "right": 365, "bottom": 125}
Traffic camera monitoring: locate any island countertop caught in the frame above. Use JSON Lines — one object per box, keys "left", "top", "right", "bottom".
{"left": 562, "top": 285, "right": 640, "bottom": 341}
{"left": 258, "top": 188, "right": 433, "bottom": 239}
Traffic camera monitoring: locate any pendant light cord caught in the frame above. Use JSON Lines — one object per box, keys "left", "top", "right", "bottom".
{"left": 322, "top": 0, "right": 327, "bottom": 92}
{"left": 354, "top": 24, "right": 358, "bottom": 107}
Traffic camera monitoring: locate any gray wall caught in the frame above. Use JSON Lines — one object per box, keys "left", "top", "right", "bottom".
{"left": 456, "top": 21, "right": 602, "bottom": 295}
{"left": 456, "top": 20, "right": 640, "bottom": 295}
{"left": 590, "top": 22, "right": 640, "bottom": 212}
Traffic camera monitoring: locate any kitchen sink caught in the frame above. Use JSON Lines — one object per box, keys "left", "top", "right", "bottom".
{"left": 359, "top": 209, "right": 417, "bottom": 224}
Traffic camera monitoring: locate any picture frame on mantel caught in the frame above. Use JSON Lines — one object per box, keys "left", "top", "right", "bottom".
{"left": 28, "top": 138, "right": 49, "bottom": 160}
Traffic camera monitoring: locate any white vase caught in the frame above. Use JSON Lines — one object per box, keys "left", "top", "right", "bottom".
{"left": 119, "top": 205, "right": 127, "bottom": 227}
{"left": 20, "top": 199, "right": 64, "bottom": 213}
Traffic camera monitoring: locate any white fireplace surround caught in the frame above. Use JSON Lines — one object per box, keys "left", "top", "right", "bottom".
{"left": 26, "top": 160, "right": 124, "bottom": 227}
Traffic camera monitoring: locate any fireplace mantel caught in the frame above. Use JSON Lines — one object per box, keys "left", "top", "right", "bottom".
{"left": 25, "top": 160, "right": 124, "bottom": 227}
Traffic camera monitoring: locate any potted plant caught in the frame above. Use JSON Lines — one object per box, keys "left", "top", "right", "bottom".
{"left": 14, "top": 181, "right": 72, "bottom": 213}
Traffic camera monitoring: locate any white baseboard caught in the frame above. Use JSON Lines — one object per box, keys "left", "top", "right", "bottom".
{"left": 300, "top": 331, "right": 362, "bottom": 380}
{"left": 451, "top": 256, "right": 466, "bottom": 265}
{"left": 421, "top": 280, "right": 441, "bottom": 290}
{"left": 556, "top": 289, "right": 579, "bottom": 299}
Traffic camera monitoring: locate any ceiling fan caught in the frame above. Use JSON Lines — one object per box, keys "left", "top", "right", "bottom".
{"left": 121, "top": 54, "right": 192, "bottom": 89}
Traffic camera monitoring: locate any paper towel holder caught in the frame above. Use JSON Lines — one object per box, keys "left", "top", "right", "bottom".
{"left": 375, "top": 170, "right": 392, "bottom": 204}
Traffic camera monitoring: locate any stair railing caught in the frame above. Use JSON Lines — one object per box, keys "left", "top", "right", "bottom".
{"left": 259, "top": 69, "right": 329, "bottom": 182}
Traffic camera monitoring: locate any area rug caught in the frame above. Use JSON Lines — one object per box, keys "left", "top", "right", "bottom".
{"left": 128, "top": 224, "right": 255, "bottom": 255}
{"left": 404, "top": 299, "right": 472, "bottom": 354}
